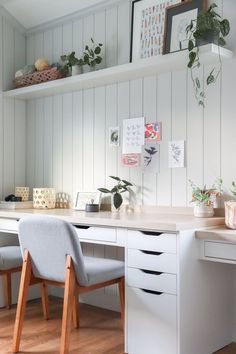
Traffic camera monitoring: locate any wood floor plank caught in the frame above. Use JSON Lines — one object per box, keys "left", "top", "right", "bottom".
{"left": 0, "top": 297, "right": 235, "bottom": 354}
{"left": 0, "top": 297, "right": 124, "bottom": 354}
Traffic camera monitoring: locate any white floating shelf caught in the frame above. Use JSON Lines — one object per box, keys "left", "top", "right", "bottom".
{"left": 3, "top": 44, "right": 233, "bottom": 100}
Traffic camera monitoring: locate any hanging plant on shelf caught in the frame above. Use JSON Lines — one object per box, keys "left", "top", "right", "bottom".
{"left": 98, "top": 176, "right": 133, "bottom": 211}
{"left": 186, "top": 3, "right": 230, "bottom": 107}
{"left": 82, "top": 38, "right": 103, "bottom": 69}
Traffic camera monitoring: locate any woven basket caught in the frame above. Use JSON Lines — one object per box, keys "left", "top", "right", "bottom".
{"left": 14, "top": 68, "right": 63, "bottom": 88}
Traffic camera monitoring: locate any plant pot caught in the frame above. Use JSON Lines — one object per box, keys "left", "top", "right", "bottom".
{"left": 225, "top": 201, "right": 236, "bottom": 229}
{"left": 72, "top": 65, "right": 82, "bottom": 76}
{"left": 111, "top": 204, "right": 120, "bottom": 213}
{"left": 197, "top": 31, "right": 219, "bottom": 46}
{"left": 194, "top": 203, "right": 214, "bottom": 218}
{"left": 82, "top": 65, "right": 96, "bottom": 74}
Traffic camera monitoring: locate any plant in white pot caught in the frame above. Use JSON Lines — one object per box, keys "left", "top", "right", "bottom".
{"left": 189, "top": 179, "right": 222, "bottom": 218}
{"left": 82, "top": 38, "right": 103, "bottom": 73}
{"left": 225, "top": 182, "right": 236, "bottom": 229}
{"left": 60, "top": 51, "right": 84, "bottom": 76}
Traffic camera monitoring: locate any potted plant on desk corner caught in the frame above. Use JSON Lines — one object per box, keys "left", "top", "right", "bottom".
{"left": 189, "top": 179, "right": 222, "bottom": 218}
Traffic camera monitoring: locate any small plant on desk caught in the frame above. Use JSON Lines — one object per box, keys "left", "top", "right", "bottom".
{"left": 98, "top": 176, "right": 133, "bottom": 210}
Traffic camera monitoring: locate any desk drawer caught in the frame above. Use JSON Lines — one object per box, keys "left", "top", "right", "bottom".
{"left": 204, "top": 241, "right": 236, "bottom": 261}
{"left": 74, "top": 225, "right": 117, "bottom": 243}
{"left": 128, "top": 249, "right": 177, "bottom": 274}
{"left": 127, "top": 267, "right": 177, "bottom": 295}
{"left": 128, "top": 230, "right": 177, "bottom": 253}
{"left": 0, "top": 218, "right": 18, "bottom": 233}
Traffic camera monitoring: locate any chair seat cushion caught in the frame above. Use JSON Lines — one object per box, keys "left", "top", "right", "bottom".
{"left": 84, "top": 256, "right": 124, "bottom": 286}
{"left": 0, "top": 246, "right": 22, "bottom": 270}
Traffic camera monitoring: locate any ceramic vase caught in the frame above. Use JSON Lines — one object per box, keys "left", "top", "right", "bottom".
{"left": 194, "top": 203, "right": 214, "bottom": 218}
{"left": 72, "top": 65, "right": 82, "bottom": 76}
{"left": 225, "top": 201, "right": 236, "bottom": 229}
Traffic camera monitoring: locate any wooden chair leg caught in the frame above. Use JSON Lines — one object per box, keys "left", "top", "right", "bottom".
{"left": 118, "top": 277, "right": 125, "bottom": 332}
{"left": 41, "top": 282, "right": 49, "bottom": 320}
{"left": 60, "top": 255, "right": 76, "bottom": 354}
{"left": 3, "top": 272, "right": 12, "bottom": 309}
{"left": 72, "top": 293, "right": 80, "bottom": 329}
{"left": 12, "top": 250, "right": 32, "bottom": 353}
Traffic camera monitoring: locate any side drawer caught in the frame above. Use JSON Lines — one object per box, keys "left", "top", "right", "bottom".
{"left": 128, "top": 230, "right": 177, "bottom": 253}
{"left": 204, "top": 241, "right": 236, "bottom": 261}
{"left": 127, "top": 287, "right": 177, "bottom": 354}
{"left": 128, "top": 249, "right": 177, "bottom": 274}
{"left": 127, "top": 267, "right": 177, "bottom": 295}
{"left": 74, "top": 225, "right": 117, "bottom": 243}
{"left": 0, "top": 218, "right": 18, "bottom": 233}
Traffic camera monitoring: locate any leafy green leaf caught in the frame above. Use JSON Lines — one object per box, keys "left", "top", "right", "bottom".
{"left": 111, "top": 186, "right": 118, "bottom": 193}
{"left": 220, "top": 19, "right": 230, "bottom": 37}
{"left": 195, "top": 78, "right": 200, "bottom": 89}
{"left": 218, "top": 36, "right": 226, "bottom": 46}
{"left": 109, "top": 176, "right": 121, "bottom": 181}
{"left": 122, "top": 180, "right": 133, "bottom": 186}
{"left": 113, "top": 193, "right": 123, "bottom": 209}
{"left": 188, "top": 40, "right": 194, "bottom": 51}
{"left": 94, "top": 46, "right": 101, "bottom": 55}
{"left": 97, "top": 188, "right": 111, "bottom": 194}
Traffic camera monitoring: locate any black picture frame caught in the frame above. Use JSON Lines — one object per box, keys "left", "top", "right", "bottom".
{"left": 163, "top": 0, "right": 207, "bottom": 55}
{"left": 130, "top": 0, "right": 184, "bottom": 62}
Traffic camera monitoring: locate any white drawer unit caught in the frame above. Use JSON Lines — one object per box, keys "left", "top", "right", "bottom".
{"left": 127, "top": 249, "right": 177, "bottom": 274}
{"left": 0, "top": 218, "right": 19, "bottom": 233}
{"left": 204, "top": 240, "right": 236, "bottom": 262}
{"left": 127, "top": 286, "right": 177, "bottom": 354}
{"left": 74, "top": 225, "right": 117, "bottom": 244}
{"left": 127, "top": 267, "right": 177, "bottom": 295}
{"left": 128, "top": 230, "right": 177, "bottom": 253}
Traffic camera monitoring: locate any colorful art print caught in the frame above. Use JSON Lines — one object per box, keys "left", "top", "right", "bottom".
{"left": 168, "top": 140, "right": 185, "bottom": 168}
{"left": 130, "top": 0, "right": 182, "bottom": 62}
{"left": 142, "top": 143, "right": 160, "bottom": 173}
{"left": 109, "top": 127, "right": 120, "bottom": 147}
{"left": 122, "top": 154, "right": 140, "bottom": 167}
{"left": 163, "top": 0, "right": 206, "bottom": 54}
{"left": 145, "top": 122, "right": 162, "bottom": 142}
{"left": 74, "top": 192, "right": 101, "bottom": 210}
{"left": 122, "top": 117, "right": 145, "bottom": 154}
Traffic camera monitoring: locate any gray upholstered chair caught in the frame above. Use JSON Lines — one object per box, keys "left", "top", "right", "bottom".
{"left": 0, "top": 246, "right": 22, "bottom": 309}
{"left": 12, "top": 215, "right": 125, "bottom": 354}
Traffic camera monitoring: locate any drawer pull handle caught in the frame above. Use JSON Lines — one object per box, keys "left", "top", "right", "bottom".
{"left": 141, "top": 289, "right": 163, "bottom": 296}
{"left": 140, "top": 269, "right": 163, "bottom": 275}
{"left": 74, "top": 225, "right": 90, "bottom": 230}
{"left": 140, "top": 231, "right": 163, "bottom": 236}
{"left": 141, "top": 250, "right": 163, "bottom": 256}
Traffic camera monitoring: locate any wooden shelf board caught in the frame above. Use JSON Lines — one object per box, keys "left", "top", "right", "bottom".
{"left": 3, "top": 44, "right": 233, "bottom": 100}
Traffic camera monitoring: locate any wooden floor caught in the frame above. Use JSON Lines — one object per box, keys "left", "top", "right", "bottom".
{"left": 0, "top": 297, "right": 235, "bottom": 354}
{"left": 0, "top": 297, "right": 124, "bottom": 354}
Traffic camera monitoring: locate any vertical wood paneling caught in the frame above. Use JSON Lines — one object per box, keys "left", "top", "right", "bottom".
{"left": 62, "top": 23, "right": 73, "bottom": 53}
{"left": 14, "top": 100, "right": 26, "bottom": 187}
{"left": 14, "top": 30, "right": 26, "bottom": 72}
{"left": 72, "top": 19, "right": 83, "bottom": 59}
{"left": 3, "top": 18, "right": 14, "bottom": 90}
{"left": 157, "top": 73, "right": 172, "bottom": 205}
{"left": 83, "top": 89, "right": 94, "bottom": 190}
{"left": 62, "top": 93, "right": 73, "bottom": 196}
{"left": 26, "top": 101, "right": 35, "bottom": 192}
{"left": 43, "top": 97, "right": 53, "bottom": 187}
{"left": 171, "top": 70, "right": 187, "bottom": 206}
{"left": 94, "top": 87, "right": 106, "bottom": 190}
{"left": 117, "top": 1, "right": 130, "bottom": 65}
{"left": 35, "top": 99, "right": 44, "bottom": 186}
{"left": 143, "top": 76, "right": 157, "bottom": 205}
{"left": 52, "top": 26, "right": 63, "bottom": 63}
{"left": 83, "top": 15, "right": 94, "bottom": 50}
{"left": 26, "top": 35, "right": 35, "bottom": 64}
{"left": 72, "top": 91, "right": 83, "bottom": 203}
{"left": 52, "top": 95, "right": 63, "bottom": 192}
{"left": 105, "top": 6, "right": 118, "bottom": 67}
{"left": 129, "top": 78, "right": 143, "bottom": 205}
{"left": 43, "top": 30, "right": 53, "bottom": 63}
{"left": 94, "top": 11, "right": 106, "bottom": 69}
{"left": 34, "top": 32, "right": 43, "bottom": 60}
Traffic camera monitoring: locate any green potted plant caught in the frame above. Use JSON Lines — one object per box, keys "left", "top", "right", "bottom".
{"left": 189, "top": 178, "right": 222, "bottom": 217}
{"left": 98, "top": 176, "right": 133, "bottom": 211}
{"left": 82, "top": 38, "right": 103, "bottom": 73}
{"left": 61, "top": 51, "right": 84, "bottom": 76}
{"left": 186, "top": 3, "right": 230, "bottom": 107}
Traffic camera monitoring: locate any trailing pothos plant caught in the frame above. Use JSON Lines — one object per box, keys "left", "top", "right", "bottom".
{"left": 186, "top": 3, "right": 230, "bottom": 107}
{"left": 98, "top": 176, "right": 133, "bottom": 210}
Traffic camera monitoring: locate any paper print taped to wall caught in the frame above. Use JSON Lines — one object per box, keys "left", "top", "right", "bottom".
{"left": 142, "top": 143, "right": 160, "bottom": 173}
{"left": 109, "top": 127, "right": 120, "bottom": 147}
{"left": 145, "top": 122, "right": 162, "bottom": 142}
{"left": 122, "top": 154, "right": 140, "bottom": 167}
{"left": 123, "top": 117, "right": 145, "bottom": 154}
{"left": 168, "top": 140, "right": 185, "bottom": 168}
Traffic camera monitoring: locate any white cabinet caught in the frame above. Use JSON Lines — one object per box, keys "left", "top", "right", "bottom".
{"left": 127, "top": 230, "right": 177, "bottom": 253}
{"left": 127, "top": 287, "right": 177, "bottom": 354}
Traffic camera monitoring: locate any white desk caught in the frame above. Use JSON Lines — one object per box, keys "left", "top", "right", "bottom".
{"left": 0, "top": 209, "right": 231, "bottom": 354}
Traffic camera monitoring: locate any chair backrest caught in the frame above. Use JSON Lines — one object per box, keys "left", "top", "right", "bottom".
{"left": 18, "top": 215, "right": 88, "bottom": 285}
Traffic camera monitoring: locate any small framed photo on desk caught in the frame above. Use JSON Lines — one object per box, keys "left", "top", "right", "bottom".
{"left": 74, "top": 191, "right": 101, "bottom": 210}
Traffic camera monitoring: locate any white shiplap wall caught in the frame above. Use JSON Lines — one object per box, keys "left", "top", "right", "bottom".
{"left": 0, "top": 9, "right": 26, "bottom": 200}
